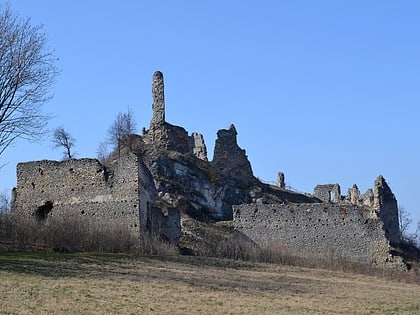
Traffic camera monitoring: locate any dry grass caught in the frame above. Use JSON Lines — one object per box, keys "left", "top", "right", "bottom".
{"left": 1, "top": 252, "right": 420, "bottom": 314}
{"left": 0, "top": 213, "right": 177, "bottom": 255}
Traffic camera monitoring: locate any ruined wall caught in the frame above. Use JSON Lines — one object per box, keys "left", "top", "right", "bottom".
{"left": 347, "top": 184, "right": 374, "bottom": 207}
{"left": 313, "top": 184, "right": 341, "bottom": 202}
{"left": 233, "top": 203, "right": 393, "bottom": 266}
{"left": 212, "top": 124, "right": 255, "bottom": 186}
{"left": 190, "top": 132, "right": 208, "bottom": 161}
{"left": 374, "top": 175, "right": 400, "bottom": 244}
{"left": 13, "top": 154, "right": 144, "bottom": 237}
{"left": 145, "top": 123, "right": 191, "bottom": 154}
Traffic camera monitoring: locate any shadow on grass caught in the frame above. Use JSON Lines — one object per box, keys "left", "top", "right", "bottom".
{"left": 0, "top": 252, "right": 140, "bottom": 278}
{"left": 0, "top": 251, "right": 313, "bottom": 293}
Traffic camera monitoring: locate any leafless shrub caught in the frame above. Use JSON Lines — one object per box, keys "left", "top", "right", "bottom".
{"left": 0, "top": 213, "right": 176, "bottom": 255}
{"left": 138, "top": 231, "right": 178, "bottom": 256}
{"left": 107, "top": 108, "right": 137, "bottom": 155}
{"left": 96, "top": 141, "right": 111, "bottom": 165}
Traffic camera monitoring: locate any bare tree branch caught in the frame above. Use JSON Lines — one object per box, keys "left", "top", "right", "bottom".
{"left": 398, "top": 205, "right": 412, "bottom": 240}
{"left": 0, "top": 4, "right": 58, "bottom": 157}
{"left": 107, "top": 108, "right": 137, "bottom": 154}
{"left": 96, "top": 141, "right": 110, "bottom": 165}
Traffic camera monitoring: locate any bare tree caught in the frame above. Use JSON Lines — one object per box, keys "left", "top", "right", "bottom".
{"left": 0, "top": 5, "right": 58, "bottom": 157}
{"left": 398, "top": 205, "right": 412, "bottom": 241}
{"left": 52, "top": 127, "right": 75, "bottom": 159}
{"left": 96, "top": 141, "right": 110, "bottom": 165}
{"left": 0, "top": 190, "right": 10, "bottom": 213}
{"left": 107, "top": 108, "right": 137, "bottom": 154}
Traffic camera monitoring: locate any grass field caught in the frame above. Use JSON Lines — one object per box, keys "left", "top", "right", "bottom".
{"left": 1, "top": 252, "right": 419, "bottom": 314}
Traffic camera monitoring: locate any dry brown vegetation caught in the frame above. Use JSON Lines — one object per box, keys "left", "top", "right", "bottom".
{"left": 0, "top": 212, "right": 176, "bottom": 255}
{"left": 1, "top": 252, "right": 420, "bottom": 314}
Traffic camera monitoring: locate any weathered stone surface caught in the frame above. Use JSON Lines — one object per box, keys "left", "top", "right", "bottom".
{"left": 13, "top": 156, "right": 144, "bottom": 237}
{"left": 313, "top": 184, "right": 341, "bottom": 202}
{"left": 233, "top": 202, "right": 395, "bottom": 267}
{"left": 12, "top": 150, "right": 180, "bottom": 245}
{"left": 190, "top": 132, "right": 208, "bottom": 161}
{"left": 373, "top": 175, "right": 400, "bottom": 245}
{"left": 213, "top": 124, "right": 255, "bottom": 187}
{"left": 234, "top": 175, "right": 403, "bottom": 268}
{"left": 347, "top": 184, "right": 374, "bottom": 208}
{"left": 145, "top": 122, "right": 190, "bottom": 154}
{"left": 277, "top": 172, "right": 285, "bottom": 188}
{"left": 151, "top": 71, "right": 165, "bottom": 127}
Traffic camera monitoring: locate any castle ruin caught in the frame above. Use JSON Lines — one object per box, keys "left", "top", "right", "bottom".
{"left": 11, "top": 71, "right": 404, "bottom": 268}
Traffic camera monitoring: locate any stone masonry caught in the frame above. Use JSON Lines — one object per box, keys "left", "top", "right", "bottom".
{"left": 13, "top": 155, "right": 145, "bottom": 235}
{"left": 151, "top": 70, "right": 165, "bottom": 127}
{"left": 233, "top": 176, "right": 402, "bottom": 267}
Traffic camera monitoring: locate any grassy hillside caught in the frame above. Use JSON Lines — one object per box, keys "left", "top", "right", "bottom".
{"left": 1, "top": 252, "right": 419, "bottom": 314}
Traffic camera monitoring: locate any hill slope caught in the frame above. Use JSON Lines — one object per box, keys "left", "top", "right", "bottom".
{"left": 1, "top": 252, "right": 419, "bottom": 314}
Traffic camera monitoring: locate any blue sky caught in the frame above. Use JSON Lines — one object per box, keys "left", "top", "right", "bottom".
{"left": 2, "top": 1, "right": 420, "bottom": 229}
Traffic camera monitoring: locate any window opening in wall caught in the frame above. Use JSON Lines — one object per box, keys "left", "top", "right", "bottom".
{"left": 328, "top": 191, "right": 333, "bottom": 202}
{"left": 34, "top": 201, "right": 53, "bottom": 221}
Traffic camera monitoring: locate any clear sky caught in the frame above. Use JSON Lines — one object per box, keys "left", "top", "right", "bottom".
{"left": 2, "top": 1, "right": 420, "bottom": 230}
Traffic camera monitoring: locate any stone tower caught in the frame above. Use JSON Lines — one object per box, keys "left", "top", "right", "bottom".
{"left": 151, "top": 71, "right": 165, "bottom": 127}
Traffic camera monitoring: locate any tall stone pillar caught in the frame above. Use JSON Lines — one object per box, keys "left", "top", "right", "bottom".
{"left": 151, "top": 71, "right": 165, "bottom": 127}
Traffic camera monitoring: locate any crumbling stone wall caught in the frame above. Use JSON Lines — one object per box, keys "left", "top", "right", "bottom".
{"left": 145, "top": 122, "right": 191, "bottom": 154}
{"left": 212, "top": 124, "right": 255, "bottom": 186}
{"left": 13, "top": 155, "right": 145, "bottom": 237}
{"left": 233, "top": 203, "right": 393, "bottom": 266}
{"left": 347, "top": 184, "right": 374, "bottom": 207}
{"left": 234, "top": 176, "right": 402, "bottom": 267}
{"left": 190, "top": 132, "right": 208, "bottom": 161}
{"left": 374, "top": 175, "right": 400, "bottom": 244}
{"left": 277, "top": 172, "right": 285, "bottom": 189}
{"left": 313, "top": 184, "right": 341, "bottom": 202}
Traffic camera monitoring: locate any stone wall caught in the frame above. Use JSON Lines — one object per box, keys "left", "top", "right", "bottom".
{"left": 190, "top": 132, "right": 208, "bottom": 161}
{"left": 313, "top": 184, "right": 341, "bottom": 202}
{"left": 233, "top": 203, "right": 395, "bottom": 266}
{"left": 12, "top": 154, "right": 147, "bottom": 238}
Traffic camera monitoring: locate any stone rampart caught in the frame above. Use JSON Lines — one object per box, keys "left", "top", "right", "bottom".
{"left": 233, "top": 203, "right": 394, "bottom": 266}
